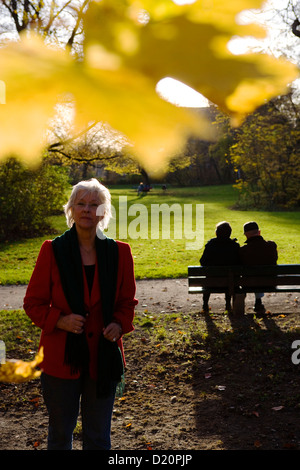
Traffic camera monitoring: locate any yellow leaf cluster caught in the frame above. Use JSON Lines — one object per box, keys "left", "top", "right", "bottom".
{"left": 0, "top": 347, "right": 43, "bottom": 383}
{"left": 0, "top": 34, "right": 204, "bottom": 173}
{"left": 85, "top": 0, "right": 298, "bottom": 121}
{"left": 0, "top": 0, "right": 298, "bottom": 173}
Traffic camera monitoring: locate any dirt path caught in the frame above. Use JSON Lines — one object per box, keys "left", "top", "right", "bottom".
{"left": 1, "top": 280, "right": 300, "bottom": 451}
{"left": 1, "top": 278, "right": 299, "bottom": 315}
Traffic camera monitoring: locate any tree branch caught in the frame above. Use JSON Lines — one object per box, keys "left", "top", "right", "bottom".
{"left": 48, "top": 147, "right": 122, "bottom": 164}
{"left": 48, "top": 121, "right": 98, "bottom": 151}
{"left": 66, "top": 0, "right": 90, "bottom": 48}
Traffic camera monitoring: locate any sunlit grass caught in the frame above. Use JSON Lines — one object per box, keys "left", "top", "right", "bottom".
{"left": 0, "top": 309, "right": 40, "bottom": 359}
{"left": 0, "top": 185, "right": 299, "bottom": 284}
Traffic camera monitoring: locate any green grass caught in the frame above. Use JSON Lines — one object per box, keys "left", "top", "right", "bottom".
{"left": 0, "top": 309, "right": 41, "bottom": 359}
{"left": 0, "top": 184, "right": 299, "bottom": 284}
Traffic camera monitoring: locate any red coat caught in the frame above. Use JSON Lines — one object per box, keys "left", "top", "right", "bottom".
{"left": 23, "top": 239, "right": 138, "bottom": 380}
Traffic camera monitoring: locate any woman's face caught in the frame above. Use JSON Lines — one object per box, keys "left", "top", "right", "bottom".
{"left": 72, "top": 191, "right": 102, "bottom": 231}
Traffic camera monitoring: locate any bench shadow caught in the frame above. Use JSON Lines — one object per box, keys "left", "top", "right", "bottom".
{"left": 191, "top": 309, "right": 300, "bottom": 450}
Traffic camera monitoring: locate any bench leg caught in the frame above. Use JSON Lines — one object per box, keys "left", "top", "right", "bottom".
{"left": 233, "top": 294, "right": 245, "bottom": 315}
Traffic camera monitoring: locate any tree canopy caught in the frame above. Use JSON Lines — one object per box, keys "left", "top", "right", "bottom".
{"left": 0, "top": 0, "right": 298, "bottom": 175}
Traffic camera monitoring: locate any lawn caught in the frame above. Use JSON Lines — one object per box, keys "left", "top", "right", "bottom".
{"left": 0, "top": 184, "right": 299, "bottom": 284}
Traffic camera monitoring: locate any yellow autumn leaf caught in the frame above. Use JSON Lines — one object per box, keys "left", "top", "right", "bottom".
{"left": 84, "top": 0, "right": 298, "bottom": 122}
{"left": 0, "top": 347, "right": 43, "bottom": 383}
{"left": 73, "top": 60, "right": 206, "bottom": 172}
{"left": 0, "top": 0, "right": 298, "bottom": 174}
{"left": 0, "top": 34, "right": 206, "bottom": 174}
{"left": 0, "top": 36, "right": 74, "bottom": 163}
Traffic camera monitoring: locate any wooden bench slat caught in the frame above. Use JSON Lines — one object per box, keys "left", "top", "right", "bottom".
{"left": 187, "top": 265, "right": 300, "bottom": 303}
{"left": 188, "top": 286, "right": 300, "bottom": 294}
{"left": 189, "top": 276, "right": 300, "bottom": 288}
{"left": 189, "top": 277, "right": 236, "bottom": 287}
{"left": 188, "top": 265, "right": 300, "bottom": 276}
{"left": 240, "top": 277, "right": 300, "bottom": 287}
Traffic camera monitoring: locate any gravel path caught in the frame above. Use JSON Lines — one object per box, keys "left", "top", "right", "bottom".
{"left": 1, "top": 279, "right": 299, "bottom": 315}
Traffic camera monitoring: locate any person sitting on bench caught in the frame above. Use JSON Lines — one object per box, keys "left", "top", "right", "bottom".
{"left": 240, "top": 221, "right": 278, "bottom": 314}
{"left": 200, "top": 221, "right": 240, "bottom": 313}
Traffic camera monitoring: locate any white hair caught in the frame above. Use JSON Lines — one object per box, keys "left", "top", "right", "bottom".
{"left": 64, "top": 178, "right": 112, "bottom": 231}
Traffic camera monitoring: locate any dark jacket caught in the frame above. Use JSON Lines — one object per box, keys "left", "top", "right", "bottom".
{"left": 239, "top": 236, "right": 278, "bottom": 265}
{"left": 200, "top": 237, "right": 240, "bottom": 266}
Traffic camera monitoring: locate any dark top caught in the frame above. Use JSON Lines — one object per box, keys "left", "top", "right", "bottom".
{"left": 84, "top": 264, "right": 95, "bottom": 295}
{"left": 200, "top": 237, "right": 240, "bottom": 266}
{"left": 239, "top": 236, "right": 278, "bottom": 265}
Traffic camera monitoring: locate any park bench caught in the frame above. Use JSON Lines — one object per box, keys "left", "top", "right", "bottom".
{"left": 188, "top": 264, "right": 300, "bottom": 314}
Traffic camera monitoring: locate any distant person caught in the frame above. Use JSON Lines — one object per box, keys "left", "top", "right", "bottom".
{"left": 200, "top": 221, "right": 240, "bottom": 313}
{"left": 137, "top": 182, "right": 144, "bottom": 195}
{"left": 240, "top": 221, "right": 278, "bottom": 314}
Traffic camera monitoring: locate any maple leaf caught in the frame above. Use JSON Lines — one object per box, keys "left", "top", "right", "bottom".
{"left": 84, "top": 0, "right": 298, "bottom": 123}
{"left": 0, "top": 0, "right": 298, "bottom": 174}
{"left": 0, "top": 34, "right": 204, "bottom": 174}
{"left": 0, "top": 348, "right": 43, "bottom": 383}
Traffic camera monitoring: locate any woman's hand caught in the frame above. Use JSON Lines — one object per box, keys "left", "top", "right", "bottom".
{"left": 56, "top": 313, "right": 86, "bottom": 334}
{"left": 103, "top": 322, "right": 122, "bottom": 342}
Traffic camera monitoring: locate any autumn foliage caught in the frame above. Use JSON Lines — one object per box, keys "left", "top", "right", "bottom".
{"left": 0, "top": 0, "right": 298, "bottom": 175}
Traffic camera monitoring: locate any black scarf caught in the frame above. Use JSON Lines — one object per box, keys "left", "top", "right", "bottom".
{"left": 52, "top": 224, "right": 124, "bottom": 397}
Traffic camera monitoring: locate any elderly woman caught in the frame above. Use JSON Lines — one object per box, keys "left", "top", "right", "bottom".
{"left": 200, "top": 221, "right": 240, "bottom": 313}
{"left": 23, "top": 178, "right": 138, "bottom": 450}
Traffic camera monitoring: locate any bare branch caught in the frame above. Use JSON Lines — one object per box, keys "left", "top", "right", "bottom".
{"left": 66, "top": 0, "right": 90, "bottom": 48}
{"left": 48, "top": 120, "right": 98, "bottom": 151}
{"left": 49, "top": 146, "right": 122, "bottom": 164}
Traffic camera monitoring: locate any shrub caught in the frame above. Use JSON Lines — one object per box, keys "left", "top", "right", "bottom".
{"left": 0, "top": 156, "right": 69, "bottom": 241}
